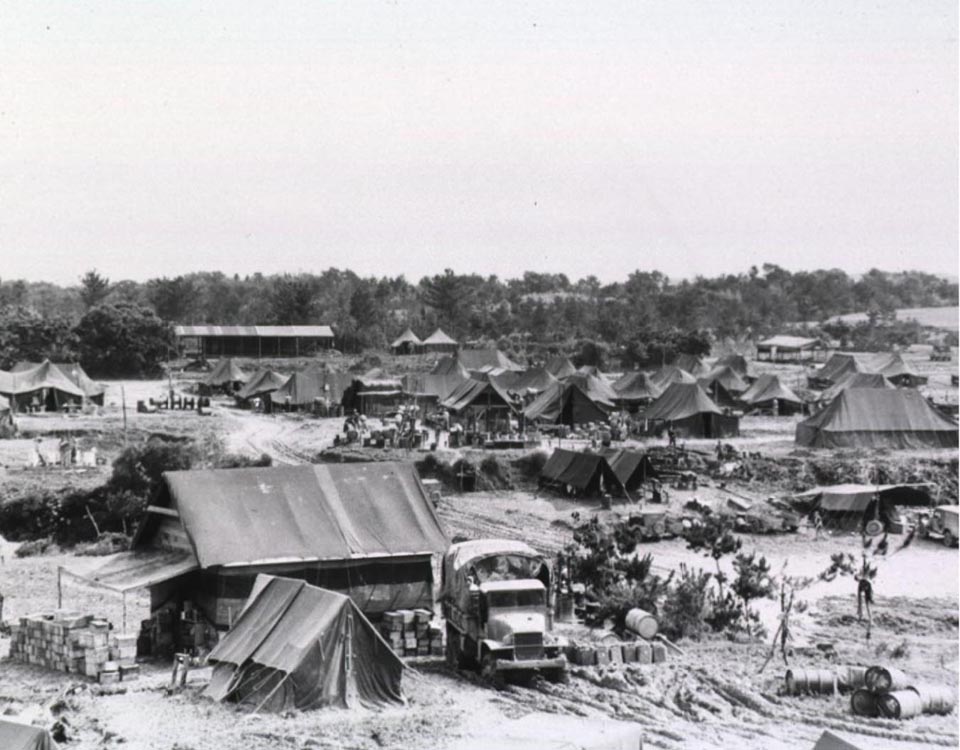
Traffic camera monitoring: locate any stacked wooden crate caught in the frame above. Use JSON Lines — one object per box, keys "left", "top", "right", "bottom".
{"left": 379, "top": 609, "right": 443, "bottom": 657}
{"left": 9, "top": 611, "right": 138, "bottom": 682}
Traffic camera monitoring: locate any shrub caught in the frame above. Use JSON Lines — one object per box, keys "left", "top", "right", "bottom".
{"left": 513, "top": 450, "right": 548, "bottom": 482}
{"left": 660, "top": 564, "right": 712, "bottom": 641}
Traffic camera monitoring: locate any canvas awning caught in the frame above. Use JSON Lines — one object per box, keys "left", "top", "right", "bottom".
{"left": 62, "top": 549, "right": 199, "bottom": 592}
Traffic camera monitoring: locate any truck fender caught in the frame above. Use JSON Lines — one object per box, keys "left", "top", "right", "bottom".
{"left": 480, "top": 639, "right": 508, "bottom": 655}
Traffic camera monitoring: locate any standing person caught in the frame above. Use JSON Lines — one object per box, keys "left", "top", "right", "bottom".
{"left": 813, "top": 510, "right": 824, "bottom": 540}
{"left": 667, "top": 424, "right": 677, "bottom": 448}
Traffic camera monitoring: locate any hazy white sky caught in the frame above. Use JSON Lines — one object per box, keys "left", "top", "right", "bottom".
{"left": 1, "top": 1, "right": 956, "bottom": 285}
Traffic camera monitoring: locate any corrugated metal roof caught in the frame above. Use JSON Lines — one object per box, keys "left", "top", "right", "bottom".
{"left": 758, "top": 335, "right": 822, "bottom": 349}
{"left": 174, "top": 325, "right": 334, "bottom": 337}
{"left": 146, "top": 463, "right": 449, "bottom": 568}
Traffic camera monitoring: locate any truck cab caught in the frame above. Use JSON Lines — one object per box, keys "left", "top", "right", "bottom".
{"left": 923, "top": 505, "right": 960, "bottom": 547}
{"left": 442, "top": 540, "right": 567, "bottom": 683}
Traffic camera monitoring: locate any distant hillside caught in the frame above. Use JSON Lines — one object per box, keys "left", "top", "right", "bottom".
{"left": 820, "top": 306, "right": 958, "bottom": 332}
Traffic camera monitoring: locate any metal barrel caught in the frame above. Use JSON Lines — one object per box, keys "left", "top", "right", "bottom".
{"left": 838, "top": 665, "right": 868, "bottom": 691}
{"left": 909, "top": 685, "right": 956, "bottom": 716}
{"left": 865, "top": 666, "right": 909, "bottom": 693}
{"left": 785, "top": 668, "right": 837, "bottom": 696}
{"left": 877, "top": 689, "right": 924, "bottom": 720}
{"left": 624, "top": 608, "right": 658, "bottom": 640}
{"left": 850, "top": 688, "right": 880, "bottom": 717}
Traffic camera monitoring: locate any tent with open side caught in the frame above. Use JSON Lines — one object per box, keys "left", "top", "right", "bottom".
{"left": 235, "top": 368, "right": 288, "bottom": 403}
{"left": 12, "top": 361, "right": 105, "bottom": 405}
{"left": 523, "top": 380, "right": 611, "bottom": 427}
{"left": 642, "top": 382, "right": 740, "bottom": 439}
{"left": 538, "top": 449, "right": 627, "bottom": 498}
{"left": 390, "top": 327, "right": 422, "bottom": 355}
{"left": 739, "top": 374, "right": 804, "bottom": 415}
{"left": 0, "top": 719, "right": 59, "bottom": 750}
{"left": 790, "top": 483, "right": 933, "bottom": 533}
{"left": 0, "top": 361, "right": 86, "bottom": 411}
{"left": 205, "top": 574, "right": 404, "bottom": 712}
{"left": 871, "top": 352, "right": 928, "bottom": 387}
{"left": 808, "top": 353, "right": 866, "bottom": 390}
{"left": 201, "top": 358, "right": 250, "bottom": 393}
{"left": 600, "top": 448, "right": 657, "bottom": 492}
{"left": 796, "top": 389, "right": 959, "bottom": 449}
{"left": 543, "top": 356, "right": 578, "bottom": 380}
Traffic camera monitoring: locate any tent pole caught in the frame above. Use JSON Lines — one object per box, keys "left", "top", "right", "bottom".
{"left": 57, "top": 566, "right": 62, "bottom": 609}
{"left": 122, "top": 592, "right": 127, "bottom": 634}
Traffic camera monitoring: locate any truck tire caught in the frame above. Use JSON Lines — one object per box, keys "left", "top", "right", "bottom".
{"left": 544, "top": 667, "right": 569, "bottom": 685}
{"left": 445, "top": 623, "right": 461, "bottom": 669}
{"left": 943, "top": 530, "right": 955, "bottom": 548}
{"left": 480, "top": 652, "right": 502, "bottom": 687}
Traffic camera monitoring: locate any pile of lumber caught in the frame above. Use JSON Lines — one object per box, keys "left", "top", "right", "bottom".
{"left": 379, "top": 609, "right": 443, "bottom": 657}
{"left": 9, "top": 611, "right": 138, "bottom": 683}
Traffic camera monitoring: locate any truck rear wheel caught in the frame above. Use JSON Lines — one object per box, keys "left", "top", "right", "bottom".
{"left": 943, "top": 530, "right": 955, "bottom": 548}
{"left": 445, "top": 623, "right": 468, "bottom": 670}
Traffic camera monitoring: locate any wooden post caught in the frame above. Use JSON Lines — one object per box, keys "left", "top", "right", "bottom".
{"left": 121, "top": 386, "right": 128, "bottom": 447}
{"left": 122, "top": 592, "right": 127, "bottom": 634}
{"left": 57, "top": 566, "right": 62, "bottom": 609}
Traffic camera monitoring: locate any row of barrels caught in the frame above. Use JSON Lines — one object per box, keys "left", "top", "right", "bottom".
{"left": 786, "top": 665, "right": 955, "bottom": 721}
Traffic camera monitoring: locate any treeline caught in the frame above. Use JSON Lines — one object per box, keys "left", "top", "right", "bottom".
{"left": 0, "top": 266, "right": 955, "bottom": 372}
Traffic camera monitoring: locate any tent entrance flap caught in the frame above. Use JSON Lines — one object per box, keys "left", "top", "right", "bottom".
{"left": 62, "top": 549, "right": 199, "bottom": 592}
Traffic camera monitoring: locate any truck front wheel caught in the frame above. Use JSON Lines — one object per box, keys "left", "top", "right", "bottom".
{"left": 943, "top": 530, "right": 955, "bottom": 548}
{"left": 544, "top": 667, "right": 569, "bottom": 685}
{"left": 480, "top": 652, "right": 503, "bottom": 687}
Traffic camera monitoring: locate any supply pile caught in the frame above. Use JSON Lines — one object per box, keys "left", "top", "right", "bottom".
{"left": 380, "top": 609, "right": 444, "bottom": 657}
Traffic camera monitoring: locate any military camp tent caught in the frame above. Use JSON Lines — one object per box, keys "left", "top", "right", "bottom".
{"left": 441, "top": 378, "right": 519, "bottom": 432}
{"left": 565, "top": 373, "right": 617, "bottom": 406}
{"left": 642, "top": 382, "right": 740, "bottom": 439}
{"left": 12, "top": 361, "right": 105, "bottom": 404}
{"left": 0, "top": 719, "right": 59, "bottom": 750}
{"left": 871, "top": 352, "right": 928, "bottom": 387}
{"left": 201, "top": 358, "right": 249, "bottom": 393}
{"left": 206, "top": 575, "right": 404, "bottom": 711}
{"left": 818, "top": 372, "right": 895, "bottom": 404}
{"left": 612, "top": 372, "right": 662, "bottom": 409}
{"left": 421, "top": 328, "right": 459, "bottom": 353}
{"left": 672, "top": 353, "right": 709, "bottom": 377}
{"left": 791, "top": 484, "right": 932, "bottom": 533}
{"left": 456, "top": 348, "right": 522, "bottom": 372}
{"left": 430, "top": 355, "right": 472, "bottom": 378}
{"left": 739, "top": 374, "right": 804, "bottom": 415}
{"left": 0, "top": 361, "right": 86, "bottom": 411}
{"left": 235, "top": 368, "right": 287, "bottom": 404}
{"left": 543, "top": 356, "right": 578, "bottom": 379}
{"left": 698, "top": 365, "right": 749, "bottom": 408}
{"left": 538, "top": 449, "right": 626, "bottom": 498}
{"left": 650, "top": 365, "right": 698, "bottom": 389}
{"left": 390, "top": 328, "right": 422, "bottom": 355}
{"left": 795, "top": 389, "right": 959, "bottom": 449}
{"left": 401, "top": 372, "right": 468, "bottom": 407}
{"left": 341, "top": 378, "right": 405, "bottom": 415}
{"left": 600, "top": 449, "right": 656, "bottom": 492}
{"left": 523, "top": 381, "right": 610, "bottom": 427}
{"left": 510, "top": 366, "right": 558, "bottom": 396}
{"left": 714, "top": 354, "right": 758, "bottom": 381}
{"left": 269, "top": 370, "right": 352, "bottom": 409}
{"left": 808, "top": 353, "right": 866, "bottom": 390}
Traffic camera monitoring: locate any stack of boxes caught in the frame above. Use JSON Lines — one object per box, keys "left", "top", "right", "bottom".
{"left": 379, "top": 609, "right": 443, "bottom": 657}
{"left": 9, "top": 611, "right": 139, "bottom": 683}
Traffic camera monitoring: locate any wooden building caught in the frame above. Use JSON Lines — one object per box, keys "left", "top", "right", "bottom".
{"left": 175, "top": 325, "right": 334, "bottom": 358}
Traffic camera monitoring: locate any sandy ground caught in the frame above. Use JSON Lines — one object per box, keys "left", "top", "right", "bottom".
{"left": 0, "top": 360, "right": 957, "bottom": 749}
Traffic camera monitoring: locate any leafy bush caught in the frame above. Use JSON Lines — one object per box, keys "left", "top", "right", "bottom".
{"left": 659, "top": 564, "right": 712, "bottom": 641}
{"left": 512, "top": 450, "right": 548, "bottom": 482}
{"left": 109, "top": 438, "right": 195, "bottom": 497}
{"left": 0, "top": 491, "right": 61, "bottom": 541}
{"left": 216, "top": 452, "right": 273, "bottom": 469}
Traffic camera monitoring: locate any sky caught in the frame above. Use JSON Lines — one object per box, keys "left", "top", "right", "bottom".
{"left": 0, "top": 0, "right": 956, "bottom": 285}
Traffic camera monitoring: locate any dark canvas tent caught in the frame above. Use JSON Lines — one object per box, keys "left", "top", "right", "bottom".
{"left": 642, "top": 382, "right": 740, "bottom": 439}
{"left": 698, "top": 365, "right": 749, "bottom": 408}
{"left": 808, "top": 353, "right": 865, "bottom": 389}
{"left": 818, "top": 372, "right": 895, "bottom": 404}
{"left": 12, "top": 361, "right": 105, "bottom": 404}
{"left": 511, "top": 366, "right": 558, "bottom": 395}
{"left": 430, "top": 355, "right": 471, "bottom": 378}
{"left": 651, "top": 365, "right": 697, "bottom": 389}
{"left": 401, "top": 372, "right": 468, "bottom": 405}
{"left": 270, "top": 370, "right": 352, "bottom": 408}
{"left": 205, "top": 574, "right": 404, "bottom": 711}
{"left": 235, "top": 368, "right": 287, "bottom": 403}
{"left": 612, "top": 372, "right": 662, "bottom": 408}
{"left": 0, "top": 720, "right": 59, "bottom": 750}
{"left": 715, "top": 354, "right": 758, "bottom": 381}
{"left": 600, "top": 449, "right": 656, "bottom": 491}
{"left": 739, "top": 374, "right": 804, "bottom": 415}
{"left": 538, "top": 449, "right": 627, "bottom": 498}
{"left": 791, "top": 484, "right": 932, "bottom": 532}
{"left": 0, "top": 361, "right": 86, "bottom": 411}
{"left": 872, "top": 352, "right": 928, "bottom": 387}
{"left": 672, "top": 353, "right": 709, "bottom": 377}
{"left": 564, "top": 373, "right": 618, "bottom": 407}
{"left": 796, "top": 389, "right": 959, "bottom": 449}
{"left": 390, "top": 327, "right": 422, "bottom": 355}
{"left": 341, "top": 378, "right": 405, "bottom": 415}
{"left": 523, "top": 381, "right": 611, "bottom": 427}
{"left": 441, "top": 378, "right": 516, "bottom": 414}
{"left": 544, "top": 356, "right": 577, "bottom": 379}
{"left": 202, "top": 358, "right": 250, "bottom": 392}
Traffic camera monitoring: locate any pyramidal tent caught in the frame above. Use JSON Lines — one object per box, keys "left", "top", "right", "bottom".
{"left": 270, "top": 370, "right": 352, "bottom": 407}
{"left": 205, "top": 574, "right": 404, "bottom": 711}
{"left": 421, "top": 328, "right": 459, "bottom": 352}
{"left": 672, "top": 353, "right": 709, "bottom": 377}
{"left": 643, "top": 382, "right": 740, "bottom": 438}
{"left": 740, "top": 374, "right": 804, "bottom": 414}
{"left": 651, "top": 365, "right": 698, "bottom": 389}
{"left": 699, "top": 365, "right": 749, "bottom": 394}
{"left": 401, "top": 372, "right": 468, "bottom": 402}
{"left": 818, "top": 372, "right": 895, "bottom": 404}
{"left": 430, "top": 355, "right": 471, "bottom": 378}
{"left": 510, "top": 366, "right": 558, "bottom": 395}
{"left": 872, "top": 352, "right": 928, "bottom": 386}
{"left": 543, "top": 356, "right": 577, "bottom": 380}
{"left": 236, "top": 368, "right": 288, "bottom": 402}
{"left": 390, "top": 327, "right": 422, "bottom": 354}
{"left": 564, "top": 373, "right": 618, "bottom": 407}
{"left": 538, "top": 449, "right": 626, "bottom": 498}
{"left": 524, "top": 381, "right": 610, "bottom": 426}
{"left": 796, "top": 389, "right": 958, "bottom": 449}
{"left": 809, "top": 353, "right": 865, "bottom": 389}
{"left": 612, "top": 372, "right": 662, "bottom": 407}
{"left": 203, "top": 358, "right": 250, "bottom": 389}
{"left": 0, "top": 719, "right": 59, "bottom": 750}
{"left": 714, "top": 354, "right": 758, "bottom": 381}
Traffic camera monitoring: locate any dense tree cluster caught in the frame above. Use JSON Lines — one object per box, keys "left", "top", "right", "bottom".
{"left": 0, "top": 266, "right": 954, "bottom": 373}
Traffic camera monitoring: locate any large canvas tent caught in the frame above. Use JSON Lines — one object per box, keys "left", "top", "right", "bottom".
{"left": 672, "top": 353, "right": 709, "bottom": 377}
{"left": 791, "top": 484, "right": 933, "bottom": 533}
{"left": 341, "top": 378, "right": 405, "bottom": 416}
{"left": 796, "top": 389, "right": 959, "bottom": 449}
{"left": 77, "top": 463, "right": 450, "bottom": 642}
{"left": 12, "top": 361, "right": 105, "bottom": 404}
{"left": 538, "top": 449, "right": 627, "bottom": 498}
{"left": 511, "top": 366, "right": 558, "bottom": 396}
{"left": 642, "top": 382, "right": 740, "bottom": 439}
{"left": 650, "top": 365, "right": 698, "bottom": 389}
{"left": 818, "top": 372, "right": 895, "bottom": 404}
{"left": 0, "top": 720, "right": 59, "bottom": 750}
{"left": 235, "top": 368, "right": 287, "bottom": 403}
{"left": 205, "top": 575, "right": 404, "bottom": 711}
{"left": 202, "top": 358, "right": 249, "bottom": 393}
{"left": 714, "top": 354, "right": 758, "bottom": 381}
{"left": 808, "top": 353, "right": 865, "bottom": 390}
{"left": 543, "top": 356, "right": 577, "bottom": 379}
{"left": 401, "top": 372, "right": 468, "bottom": 406}
{"left": 420, "top": 328, "right": 458, "bottom": 353}
{"left": 600, "top": 449, "right": 656, "bottom": 492}
{"left": 871, "top": 352, "right": 928, "bottom": 387}
{"left": 0, "top": 361, "right": 86, "bottom": 411}
{"left": 739, "top": 374, "right": 804, "bottom": 415}
{"left": 523, "top": 381, "right": 610, "bottom": 427}
{"left": 269, "top": 370, "right": 352, "bottom": 409}
{"left": 564, "top": 373, "right": 618, "bottom": 407}
{"left": 612, "top": 372, "right": 662, "bottom": 409}
{"left": 390, "top": 328, "right": 422, "bottom": 355}
{"left": 699, "top": 365, "right": 749, "bottom": 407}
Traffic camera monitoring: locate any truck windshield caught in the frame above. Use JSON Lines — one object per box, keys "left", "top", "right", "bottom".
{"left": 486, "top": 589, "right": 544, "bottom": 609}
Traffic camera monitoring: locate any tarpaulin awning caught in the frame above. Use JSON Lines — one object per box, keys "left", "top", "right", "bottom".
{"left": 143, "top": 463, "right": 449, "bottom": 568}
{"left": 62, "top": 549, "right": 199, "bottom": 592}
{"left": 0, "top": 720, "right": 59, "bottom": 750}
